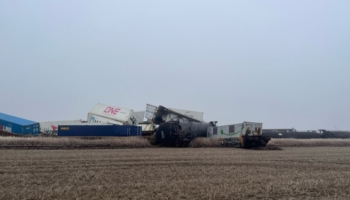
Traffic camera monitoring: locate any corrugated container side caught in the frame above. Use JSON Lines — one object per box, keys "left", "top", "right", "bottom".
{"left": 207, "top": 123, "right": 244, "bottom": 139}
{"left": 24, "top": 123, "right": 40, "bottom": 135}
{"left": 169, "top": 108, "right": 204, "bottom": 122}
{"left": 0, "top": 119, "right": 39, "bottom": 135}
{"left": 0, "top": 119, "right": 22, "bottom": 134}
{"left": 88, "top": 103, "right": 134, "bottom": 124}
{"left": 40, "top": 120, "right": 84, "bottom": 134}
{"left": 242, "top": 122, "right": 263, "bottom": 136}
{"left": 57, "top": 125, "right": 141, "bottom": 137}
{"left": 133, "top": 111, "right": 145, "bottom": 123}
{"left": 207, "top": 122, "right": 263, "bottom": 139}
{"left": 87, "top": 114, "right": 124, "bottom": 125}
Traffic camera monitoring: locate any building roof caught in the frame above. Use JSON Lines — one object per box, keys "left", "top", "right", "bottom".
{"left": 0, "top": 112, "right": 37, "bottom": 126}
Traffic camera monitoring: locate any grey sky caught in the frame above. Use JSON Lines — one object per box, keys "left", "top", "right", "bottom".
{"left": 0, "top": 1, "right": 349, "bottom": 130}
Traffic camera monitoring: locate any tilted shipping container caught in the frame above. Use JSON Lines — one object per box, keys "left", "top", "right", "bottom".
{"left": 168, "top": 108, "right": 204, "bottom": 122}
{"left": 87, "top": 114, "right": 123, "bottom": 125}
{"left": 133, "top": 111, "right": 145, "bottom": 123}
{"left": 88, "top": 103, "right": 138, "bottom": 125}
{"left": 0, "top": 112, "right": 39, "bottom": 135}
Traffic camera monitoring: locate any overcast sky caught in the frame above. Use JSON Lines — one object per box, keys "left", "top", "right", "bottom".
{"left": 0, "top": 1, "right": 349, "bottom": 130}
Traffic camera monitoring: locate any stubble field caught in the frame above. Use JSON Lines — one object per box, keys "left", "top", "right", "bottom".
{"left": 1, "top": 147, "right": 350, "bottom": 200}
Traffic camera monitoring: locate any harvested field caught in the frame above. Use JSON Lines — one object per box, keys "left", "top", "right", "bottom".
{"left": 188, "top": 137, "right": 222, "bottom": 147}
{"left": 0, "top": 136, "right": 151, "bottom": 149}
{"left": 2, "top": 137, "right": 350, "bottom": 149}
{"left": 269, "top": 138, "right": 350, "bottom": 147}
{"left": 1, "top": 147, "right": 350, "bottom": 199}
{"left": 189, "top": 138, "right": 350, "bottom": 148}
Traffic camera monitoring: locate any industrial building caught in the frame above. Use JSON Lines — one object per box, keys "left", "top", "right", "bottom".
{"left": 0, "top": 112, "right": 39, "bottom": 135}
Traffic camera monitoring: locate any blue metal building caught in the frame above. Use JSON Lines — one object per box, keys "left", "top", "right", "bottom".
{"left": 0, "top": 112, "right": 40, "bottom": 135}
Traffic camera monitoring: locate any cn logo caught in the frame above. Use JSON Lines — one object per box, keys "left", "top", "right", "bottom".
{"left": 103, "top": 107, "right": 120, "bottom": 115}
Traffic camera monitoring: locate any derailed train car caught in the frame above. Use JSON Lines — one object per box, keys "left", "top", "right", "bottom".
{"left": 153, "top": 121, "right": 214, "bottom": 147}
{"left": 146, "top": 104, "right": 214, "bottom": 147}
{"left": 147, "top": 104, "right": 270, "bottom": 148}
{"left": 207, "top": 122, "right": 270, "bottom": 148}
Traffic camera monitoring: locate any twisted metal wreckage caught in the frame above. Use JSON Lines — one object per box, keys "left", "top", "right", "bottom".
{"left": 145, "top": 104, "right": 270, "bottom": 148}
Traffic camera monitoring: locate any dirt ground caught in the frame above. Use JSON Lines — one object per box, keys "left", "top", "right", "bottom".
{"left": 1, "top": 147, "right": 350, "bottom": 200}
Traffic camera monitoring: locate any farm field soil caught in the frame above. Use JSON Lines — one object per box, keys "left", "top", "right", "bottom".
{"left": 1, "top": 148, "right": 350, "bottom": 200}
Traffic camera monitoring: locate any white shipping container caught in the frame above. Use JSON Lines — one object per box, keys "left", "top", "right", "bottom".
{"left": 138, "top": 124, "right": 155, "bottom": 132}
{"left": 134, "top": 111, "right": 145, "bottom": 123}
{"left": 207, "top": 122, "right": 263, "bottom": 139}
{"left": 88, "top": 103, "right": 138, "bottom": 125}
{"left": 87, "top": 114, "right": 123, "bottom": 125}
{"left": 169, "top": 108, "right": 204, "bottom": 122}
{"left": 145, "top": 104, "right": 204, "bottom": 122}
{"left": 145, "top": 104, "right": 157, "bottom": 120}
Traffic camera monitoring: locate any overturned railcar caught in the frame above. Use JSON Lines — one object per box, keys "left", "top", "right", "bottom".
{"left": 153, "top": 121, "right": 214, "bottom": 147}
{"left": 147, "top": 104, "right": 212, "bottom": 147}
{"left": 147, "top": 104, "right": 270, "bottom": 148}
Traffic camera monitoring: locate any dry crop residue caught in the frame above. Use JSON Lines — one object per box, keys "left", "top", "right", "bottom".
{"left": 1, "top": 148, "right": 350, "bottom": 200}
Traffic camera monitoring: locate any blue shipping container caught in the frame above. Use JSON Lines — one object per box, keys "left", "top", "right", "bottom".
{"left": 57, "top": 124, "right": 142, "bottom": 137}
{"left": 0, "top": 112, "right": 40, "bottom": 135}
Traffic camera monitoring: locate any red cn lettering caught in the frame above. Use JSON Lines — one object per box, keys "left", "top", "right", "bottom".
{"left": 103, "top": 107, "right": 120, "bottom": 115}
